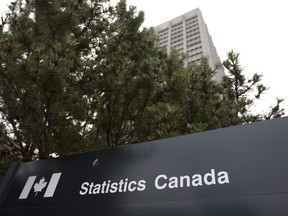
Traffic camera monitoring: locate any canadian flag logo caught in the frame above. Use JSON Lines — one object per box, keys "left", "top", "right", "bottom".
{"left": 19, "top": 173, "right": 62, "bottom": 199}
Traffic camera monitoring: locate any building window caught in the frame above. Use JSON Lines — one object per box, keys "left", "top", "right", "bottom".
{"left": 185, "top": 15, "right": 197, "bottom": 22}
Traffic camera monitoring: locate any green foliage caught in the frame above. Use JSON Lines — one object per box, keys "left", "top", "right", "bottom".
{"left": 0, "top": 0, "right": 114, "bottom": 166}
{"left": 222, "top": 51, "right": 284, "bottom": 123}
{"left": 0, "top": 0, "right": 284, "bottom": 181}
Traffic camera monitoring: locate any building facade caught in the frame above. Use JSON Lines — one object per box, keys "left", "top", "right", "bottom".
{"left": 154, "top": 8, "right": 224, "bottom": 82}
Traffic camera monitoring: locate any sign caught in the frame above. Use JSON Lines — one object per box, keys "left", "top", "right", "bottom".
{"left": 1, "top": 117, "right": 288, "bottom": 215}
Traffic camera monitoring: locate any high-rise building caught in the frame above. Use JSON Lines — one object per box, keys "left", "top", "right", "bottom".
{"left": 154, "top": 8, "right": 224, "bottom": 82}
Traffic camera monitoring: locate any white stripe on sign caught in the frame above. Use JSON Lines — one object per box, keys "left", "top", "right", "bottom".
{"left": 43, "top": 173, "right": 62, "bottom": 198}
{"left": 19, "top": 176, "right": 37, "bottom": 199}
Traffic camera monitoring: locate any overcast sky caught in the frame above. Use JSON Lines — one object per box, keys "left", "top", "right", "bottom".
{"left": 1, "top": 0, "right": 287, "bottom": 115}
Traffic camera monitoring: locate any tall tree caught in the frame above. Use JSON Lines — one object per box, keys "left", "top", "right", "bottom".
{"left": 222, "top": 51, "right": 284, "bottom": 123}
{"left": 0, "top": 0, "right": 172, "bottom": 162}
{"left": 85, "top": 0, "right": 168, "bottom": 147}
{"left": 0, "top": 0, "right": 113, "bottom": 161}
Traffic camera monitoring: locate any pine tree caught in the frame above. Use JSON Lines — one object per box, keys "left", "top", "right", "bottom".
{"left": 222, "top": 51, "right": 284, "bottom": 123}
{"left": 0, "top": 0, "right": 171, "bottom": 162}
{"left": 0, "top": 0, "right": 113, "bottom": 161}
{"left": 85, "top": 0, "right": 168, "bottom": 147}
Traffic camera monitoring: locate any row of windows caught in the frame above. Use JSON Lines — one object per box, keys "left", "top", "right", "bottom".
{"left": 157, "top": 14, "right": 197, "bottom": 35}
{"left": 186, "top": 15, "right": 198, "bottom": 22}
{"left": 158, "top": 33, "right": 168, "bottom": 39}
{"left": 172, "top": 26, "right": 183, "bottom": 32}
{"left": 186, "top": 23, "right": 199, "bottom": 30}
{"left": 173, "top": 24, "right": 198, "bottom": 35}
{"left": 187, "top": 40, "right": 201, "bottom": 48}
{"left": 186, "top": 27, "right": 199, "bottom": 35}
{"left": 159, "top": 37, "right": 201, "bottom": 48}
{"left": 171, "top": 42, "right": 183, "bottom": 48}
{"left": 187, "top": 31, "right": 200, "bottom": 39}
{"left": 158, "top": 28, "right": 168, "bottom": 34}
{"left": 171, "top": 33, "right": 183, "bottom": 41}
{"left": 171, "top": 29, "right": 183, "bottom": 36}
{"left": 158, "top": 41, "right": 202, "bottom": 51}
{"left": 186, "top": 18, "right": 199, "bottom": 26}
{"left": 172, "top": 22, "right": 182, "bottom": 28}
{"left": 158, "top": 40, "right": 168, "bottom": 46}
{"left": 187, "top": 35, "right": 201, "bottom": 43}
{"left": 159, "top": 32, "right": 199, "bottom": 45}
{"left": 158, "top": 22, "right": 197, "bottom": 38}
{"left": 190, "top": 51, "right": 203, "bottom": 58}
{"left": 158, "top": 35, "right": 201, "bottom": 48}
{"left": 158, "top": 32, "right": 168, "bottom": 38}
{"left": 157, "top": 29, "right": 168, "bottom": 38}
{"left": 158, "top": 22, "right": 197, "bottom": 34}
{"left": 187, "top": 45, "right": 202, "bottom": 53}
{"left": 171, "top": 46, "right": 184, "bottom": 53}
{"left": 171, "top": 37, "right": 183, "bottom": 45}
{"left": 158, "top": 35, "right": 168, "bottom": 41}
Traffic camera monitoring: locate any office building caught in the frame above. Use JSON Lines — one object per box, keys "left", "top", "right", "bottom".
{"left": 154, "top": 8, "right": 224, "bottom": 82}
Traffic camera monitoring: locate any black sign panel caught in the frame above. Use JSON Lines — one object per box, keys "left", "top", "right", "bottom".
{"left": 1, "top": 117, "right": 288, "bottom": 215}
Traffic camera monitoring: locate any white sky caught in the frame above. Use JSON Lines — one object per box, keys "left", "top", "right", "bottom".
{"left": 1, "top": 0, "right": 287, "bottom": 115}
